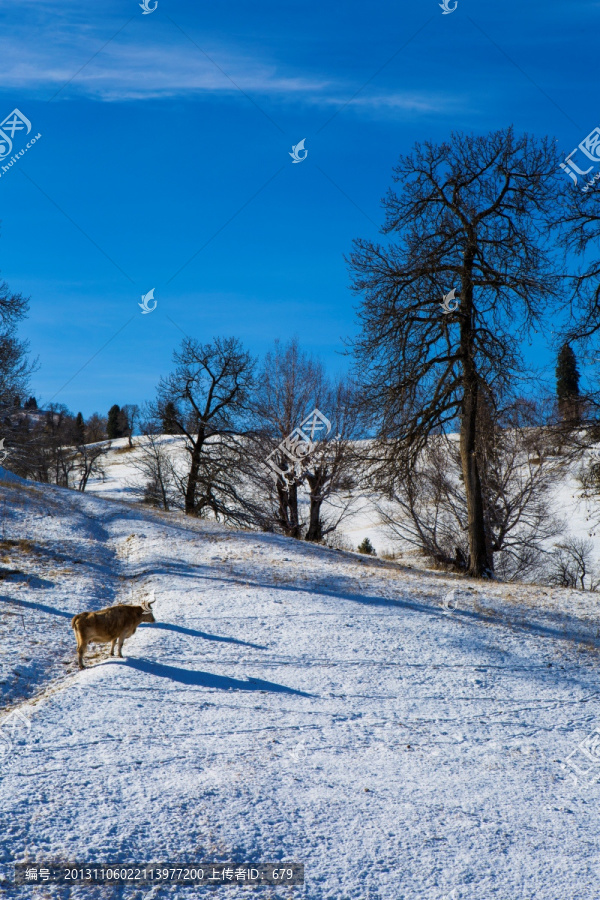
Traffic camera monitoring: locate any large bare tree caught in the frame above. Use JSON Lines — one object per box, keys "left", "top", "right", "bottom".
{"left": 550, "top": 157, "right": 600, "bottom": 425}
{"left": 349, "top": 128, "right": 562, "bottom": 576}
{"left": 153, "top": 337, "right": 255, "bottom": 520}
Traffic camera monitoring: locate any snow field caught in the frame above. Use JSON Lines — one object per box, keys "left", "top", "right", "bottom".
{"left": 0, "top": 479, "right": 599, "bottom": 898}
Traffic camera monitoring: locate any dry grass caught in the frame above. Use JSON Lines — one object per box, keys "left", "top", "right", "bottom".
{"left": 0, "top": 539, "right": 34, "bottom": 553}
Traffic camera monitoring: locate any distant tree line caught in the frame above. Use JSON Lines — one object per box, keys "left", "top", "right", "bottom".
{"left": 0, "top": 324, "right": 362, "bottom": 541}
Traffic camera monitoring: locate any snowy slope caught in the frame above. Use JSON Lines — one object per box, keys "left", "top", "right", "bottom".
{"left": 83, "top": 437, "right": 395, "bottom": 558}
{"left": 83, "top": 436, "right": 600, "bottom": 566}
{"left": 1, "top": 476, "right": 600, "bottom": 899}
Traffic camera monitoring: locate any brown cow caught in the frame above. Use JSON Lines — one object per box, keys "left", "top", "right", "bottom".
{"left": 71, "top": 601, "right": 156, "bottom": 669}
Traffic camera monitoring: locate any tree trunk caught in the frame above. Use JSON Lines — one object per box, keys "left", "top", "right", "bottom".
{"left": 276, "top": 479, "right": 301, "bottom": 538}
{"left": 460, "top": 376, "right": 491, "bottom": 576}
{"left": 305, "top": 497, "right": 323, "bottom": 542}
{"left": 460, "top": 248, "right": 493, "bottom": 578}
{"left": 159, "top": 464, "right": 169, "bottom": 511}
{"left": 305, "top": 469, "right": 326, "bottom": 542}
{"left": 185, "top": 440, "right": 202, "bottom": 514}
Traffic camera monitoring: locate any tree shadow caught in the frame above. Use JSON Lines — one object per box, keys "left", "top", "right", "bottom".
{"left": 151, "top": 621, "right": 266, "bottom": 649}
{"left": 116, "top": 658, "right": 312, "bottom": 695}
{"left": 0, "top": 573, "right": 54, "bottom": 589}
{"left": 0, "top": 593, "right": 71, "bottom": 618}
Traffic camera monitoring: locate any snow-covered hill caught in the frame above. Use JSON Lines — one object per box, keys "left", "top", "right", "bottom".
{"left": 83, "top": 436, "right": 600, "bottom": 570}
{"left": 81, "top": 436, "right": 394, "bottom": 558}
{"left": 1, "top": 474, "right": 600, "bottom": 899}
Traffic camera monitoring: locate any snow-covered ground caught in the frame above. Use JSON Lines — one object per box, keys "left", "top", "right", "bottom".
{"left": 1, "top": 471, "right": 600, "bottom": 899}
{"left": 82, "top": 437, "right": 394, "bottom": 558}
{"left": 83, "top": 436, "right": 600, "bottom": 567}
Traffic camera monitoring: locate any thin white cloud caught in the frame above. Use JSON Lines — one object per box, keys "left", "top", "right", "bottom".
{"left": 0, "top": 28, "right": 332, "bottom": 100}
{"left": 0, "top": 17, "right": 463, "bottom": 116}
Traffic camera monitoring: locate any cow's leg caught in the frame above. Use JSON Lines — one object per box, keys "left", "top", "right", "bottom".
{"left": 117, "top": 636, "right": 125, "bottom": 658}
{"left": 110, "top": 639, "right": 117, "bottom": 656}
{"left": 78, "top": 639, "right": 87, "bottom": 670}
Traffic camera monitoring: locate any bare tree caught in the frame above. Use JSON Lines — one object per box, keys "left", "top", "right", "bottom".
{"left": 75, "top": 441, "right": 111, "bottom": 492}
{"left": 547, "top": 536, "right": 600, "bottom": 591}
{"left": 0, "top": 276, "right": 37, "bottom": 472}
{"left": 548, "top": 159, "right": 600, "bottom": 431}
{"left": 128, "top": 429, "right": 176, "bottom": 510}
{"left": 153, "top": 337, "right": 255, "bottom": 521}
{"left": 249, "top": 339, "right": 326, "bottom": 537}
{"left": 85, "top": 413, "right": 107, "bottom": 443}
{"left": 375, "top": 400, "right": 565, "bottom": 581}
{"left": 554, "top": 173, "right": 600, "bottom": 348}
{"left": 245, "top": 340, "right": 361, "bottom": 541}
{"left": 0, "top": 279, "right": 36, "bottom": 406}
{"left": 375, "top": 439, "right": 468, "bottom": 568}
{"left": 349, "top": 128, "right": 562, "bottom": 576}
{"left": 121, "top": 404, "right": 140, "bottom": 448}
{"left": 302, "top": 378, "right": 362, "bottom": 542}
{"left": 37, "top": 405, "right": 77, "bottom": 487}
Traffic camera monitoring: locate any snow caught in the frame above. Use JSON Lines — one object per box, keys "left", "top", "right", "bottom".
{"left": 1, "top": 473, "right": 600, "bottom": 898}
{"left": 83, "top": 437, "right": 393, "bottom": 559}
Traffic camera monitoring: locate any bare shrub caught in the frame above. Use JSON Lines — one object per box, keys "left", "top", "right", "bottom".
{"left": 547, "top": 537, "right": 600, "bottom": 591}
{"left": 375, "top": 411, "right": 564, "bottom": 582}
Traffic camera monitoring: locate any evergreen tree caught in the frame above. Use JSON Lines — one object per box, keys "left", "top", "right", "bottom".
{"left": 357, "top": 537, "right": 375, "bottom": 555}
{"left": 107, "top": 404, "right": 124, "bottom": 439}
{"left": 117, "top": 407, "right": 128, "bottom": 437}
{"left": 556, "top": 343, "right": 581, "bottom": 424}
{"left": 161, "top": 401, "right": 180, "bottom": 434}
{"left": 74, "top": 412, "right": 86, "bottom": 445}
{"left": 24, "top": 396, "right": 37, "bottom": 410}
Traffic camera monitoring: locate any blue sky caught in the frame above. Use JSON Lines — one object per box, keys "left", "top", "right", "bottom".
{"left": 0, "top": 0, "right": 596, "bottom": 416}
